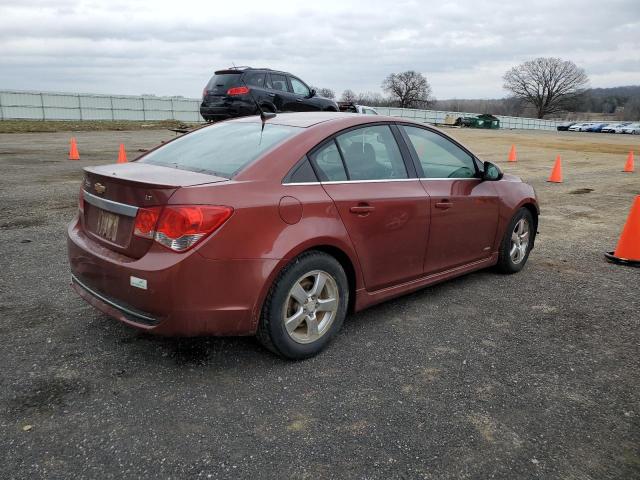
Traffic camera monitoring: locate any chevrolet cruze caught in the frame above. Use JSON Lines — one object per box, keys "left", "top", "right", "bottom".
{"left": 68, "top": 112, "right": 539, "bottom": 359}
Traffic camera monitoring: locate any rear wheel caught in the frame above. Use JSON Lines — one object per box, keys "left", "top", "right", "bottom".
{"left": 257, "top": 251, "right": 348, "bottom": 359}
{"left": 496, "top": 208, "right": 535, "bottom": 274}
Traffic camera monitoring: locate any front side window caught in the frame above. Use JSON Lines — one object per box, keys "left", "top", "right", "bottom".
{"left": 140, "top": 122, "right": 300, "bottom": 178}
{"left": 401, "top": 125, "right": 476, "bottom": 178}
{"left": 310, "top": 141, "right": 347, "bottom": 181}
{"left": 270, "top": 74, "right": 289, "bottom": 92}
{"left": 290, "top": 77, "right": 310, "bottom": 97}
{"left": 335, "top": 125, "right": 408, "bottom": 180}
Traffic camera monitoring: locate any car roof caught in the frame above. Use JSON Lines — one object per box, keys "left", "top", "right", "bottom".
{"left": 215, "top": 67, "right": 288, "bottom": 76}
{"left": 231, "top": 112, "right": 421, "bottom": 129}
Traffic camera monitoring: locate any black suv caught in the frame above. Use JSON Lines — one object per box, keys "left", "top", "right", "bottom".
{"left": 200, "top": 67, "right": 339, "bottom": 122}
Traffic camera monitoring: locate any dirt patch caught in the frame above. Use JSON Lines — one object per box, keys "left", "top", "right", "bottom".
{"left": 7, "top": 377, "right": 91, "bottom": 415}
{"left": 570, "top": 188, "right": 594, "bottom": 194}
{"left": 0, "top": 217, "right": 46, "bottom": 229}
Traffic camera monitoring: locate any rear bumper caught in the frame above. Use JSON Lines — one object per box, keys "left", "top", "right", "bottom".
{"left": 199, "top": 102, "right": 255, "bottom": 120}
{"left": 67, "top": 217, "right": 278, "bottom": 336}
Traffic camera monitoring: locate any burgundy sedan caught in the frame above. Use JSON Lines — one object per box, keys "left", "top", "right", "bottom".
{"left": 68, "top": 112, "right": 538, "bottom": 359}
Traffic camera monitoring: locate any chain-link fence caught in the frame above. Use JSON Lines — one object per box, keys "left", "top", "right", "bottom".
{"left": 1, "top": 89, "right": 567, "bottom": 130}
{"left": 0, "top": 90, "right": 201, "bottom": 122}
{"left": 373, "top": 107, "right": 563, "bottom": 131}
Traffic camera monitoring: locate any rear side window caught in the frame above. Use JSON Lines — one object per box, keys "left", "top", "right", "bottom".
{"left": 401, "top": 125, "right": 476, "bottom": 179}
{"left": 335, "top": 125, "right": 407, "bottom": 180}
{"left": 206, "top": 74, "right": 241, "bottom": 94}
{"left": 285, "top": 158, "right": 318, "bottom": 183}
{"left": 244, "top": 71, "right": 266, "bottom": 88}
{"left": 270, "top": 74, "right": 290, "bottom": 92}
{"left": 140, "top": 122, "right": 300, "bottom": 178}
{"left": 310, "top": 141, "right": 347, "bottom": 181}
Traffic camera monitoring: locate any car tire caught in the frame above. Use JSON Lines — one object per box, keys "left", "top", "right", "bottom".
{"left": 496, "top": 208, "right": 535, "bottom": 274}
{"left": 257, "top": 251, "right": 349, "bottom": 360}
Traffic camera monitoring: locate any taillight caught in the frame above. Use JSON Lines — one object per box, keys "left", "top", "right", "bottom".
{"left": 133, "top": 205, "right": 233, "bottom": 252}
{"left": 202, "top": 87, "right": 208, "bottom": 99}
{"left": 227, "top": 86, "right": 249, "bottom": 96}
{"left": 134, "top": 207, "right": 161, "bottom": 239}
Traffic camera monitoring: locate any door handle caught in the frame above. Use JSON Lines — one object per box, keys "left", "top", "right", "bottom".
{"left": 435, "top": 200, "right": 452, "bottom": 210}
{"left": 267, "top": 93, "right": 275, "bottom": 97}
{"left": 349, "top": 205, "right": 375, "bottom": 215}
{"left": 296, "top": 98, "right": 303, "bottom": 102}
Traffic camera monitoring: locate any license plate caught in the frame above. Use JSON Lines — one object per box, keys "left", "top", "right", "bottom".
{"left": 96, "top": 210, "right": 119, "bottom": 242}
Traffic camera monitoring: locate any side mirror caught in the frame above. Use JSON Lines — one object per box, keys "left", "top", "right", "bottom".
{"left": 308, "top": 89, "right": 316, "bottom": 98}
{"left": 482, "top": 161, "right": 503, "bottom": 181}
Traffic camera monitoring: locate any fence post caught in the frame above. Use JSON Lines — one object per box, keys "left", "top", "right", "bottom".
{"left": 0, "top": 92, "right": 3, "bottom": 120}
{"left": 110, "top": 95, "right": 115, "bottom": 121}
{"left": 39, "top": 92, "right": 46, "bottom": 121}
{"left": 77, "top": 94, "right": 83, "bottom": 120}
{"left": 171, "top": 97, "right": 175, "bottom": 121}
{"left": 142, "top": 97, "right": 146, "bottom": 121}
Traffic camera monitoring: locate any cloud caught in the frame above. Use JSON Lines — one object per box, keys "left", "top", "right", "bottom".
{"left": 0, "top": 0, "right": 638, "bottom": 99}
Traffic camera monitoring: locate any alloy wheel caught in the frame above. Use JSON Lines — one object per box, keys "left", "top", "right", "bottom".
{"left": 283, "top": 270, "right": 339, "bottom": 344}
{"left": 510, "top": 218, "right": 530, "bottom": 264}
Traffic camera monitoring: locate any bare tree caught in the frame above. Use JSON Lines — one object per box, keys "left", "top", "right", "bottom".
{"left": 311, "top": 87, "right": 335, "bottom": 99}
{"left": 340, "top": 89, "right": 357, "bottom": 103}
{"left": 382, "top": 71, "right": 433, "bottom": 108}
{"left": 503, "top": 57, "right": 589, "bottom": 118}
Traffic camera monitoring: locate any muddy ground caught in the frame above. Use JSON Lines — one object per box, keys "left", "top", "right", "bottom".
{"left": 0, "top": 125, "right": 639, "bottom": 479}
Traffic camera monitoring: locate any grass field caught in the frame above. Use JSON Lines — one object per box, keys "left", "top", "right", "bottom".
{"left": 0, "top": 119, "right": 198, "bottom": 134}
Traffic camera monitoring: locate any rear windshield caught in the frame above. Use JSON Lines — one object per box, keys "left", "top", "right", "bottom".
{"left": 206, "top": 74, "right": 241, "bottom": 93}
{"left": 139, "top": 122, "right": 300, "bottom": 178}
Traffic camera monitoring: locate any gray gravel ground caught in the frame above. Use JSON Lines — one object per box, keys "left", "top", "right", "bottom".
{"left": 0, "top": 128, "right": 639, "bottom": 479}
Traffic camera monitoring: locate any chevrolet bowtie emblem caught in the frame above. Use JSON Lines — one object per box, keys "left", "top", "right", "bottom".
{"left": 94, "top": 183, "right": 106, "bottom": 194}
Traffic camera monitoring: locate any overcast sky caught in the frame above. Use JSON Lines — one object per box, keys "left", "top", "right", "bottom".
{"left": 1, "top": 0, "right": 638, "bottom": 100}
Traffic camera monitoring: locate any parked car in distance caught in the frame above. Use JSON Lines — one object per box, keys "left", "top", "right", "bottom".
{"left": 621, "top": 123, "right": 640, "bottom": 134}
{"left": 68, "top": 112, "right": 539, "bottom": 359}
{"left": 601, "top": 122, "right": 630, "bottom": 133}
{"left": 556, "top": 122, "right": 576, "bottom": 131}
{"left": 613, "top": 123, "right": 635, "bottom": 133}
{"left": 200, "top": 67, "right": 339, "bottom": 122}
{"left": 568, "top": 123, "right": 592, "bottom": 132}
{"left": 586, "top": 123, "right": 608, "bottom": 132}
{"left": 338, "top": 102, "right": 379, "bottom": 115}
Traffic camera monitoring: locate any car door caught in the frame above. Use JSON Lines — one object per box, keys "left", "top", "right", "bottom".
{"left": 310, "top": 124, "right": 430, "bottom": 291}
{"left": 266, "top": 73, "right": 291, "bottom": 112}
{"left": 288, "top": 76, "right": 319, "bottom": 112}
{"left": 267, "top": 73, "right": 296, "bottom": 112}
{"left": 398, "top": 124, "right": 500, "bottom": 274}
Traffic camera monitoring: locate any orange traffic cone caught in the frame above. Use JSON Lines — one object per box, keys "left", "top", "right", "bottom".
{"left": 508, "top": 144, "right": 517, "bottom": 162}
{"left": 623, "top": 150, "right": 634, "bottom": 173}
{"left": 117, "top": 144, "right": 127, "bottom": 163}
{"left": 605, "top": 195, "right": 640, "bottom": 266}
{"left": 547, "top": 155, "right": 563, "bottom": 183}
{"left": 69, "top": 137, "right": 80, "bottom": 160}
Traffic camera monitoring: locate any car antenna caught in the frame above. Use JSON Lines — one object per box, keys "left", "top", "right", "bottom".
{"left": 239, "top": 74, "right": 276, "bottom": 139}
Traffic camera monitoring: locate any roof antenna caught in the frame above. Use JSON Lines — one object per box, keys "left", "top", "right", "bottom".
{"left": 239, "top": 75, "right": 276, "bottom": 141}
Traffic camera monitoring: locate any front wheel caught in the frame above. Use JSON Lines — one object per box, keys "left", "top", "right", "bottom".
{"left": 496, "top": 208, "right": 535, "bottom": 274}
{"left": 257, "top": 251, "right": 349, "bottom": 359}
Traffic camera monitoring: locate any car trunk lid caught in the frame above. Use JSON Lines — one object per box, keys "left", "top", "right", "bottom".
{"left": 81, "top": 163, "right": 227, "bottom": 258}
{"left": 203, "top": 72, "right": 242, "bottom": 104}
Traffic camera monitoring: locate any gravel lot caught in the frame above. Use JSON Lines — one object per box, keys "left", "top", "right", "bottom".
{"left": 1, "top": 126, "right": 639, "bottom": 479}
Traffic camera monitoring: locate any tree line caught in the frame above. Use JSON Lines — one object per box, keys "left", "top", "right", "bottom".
{"left": 314, "top": 58, "right": 640, "bottom": 120}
